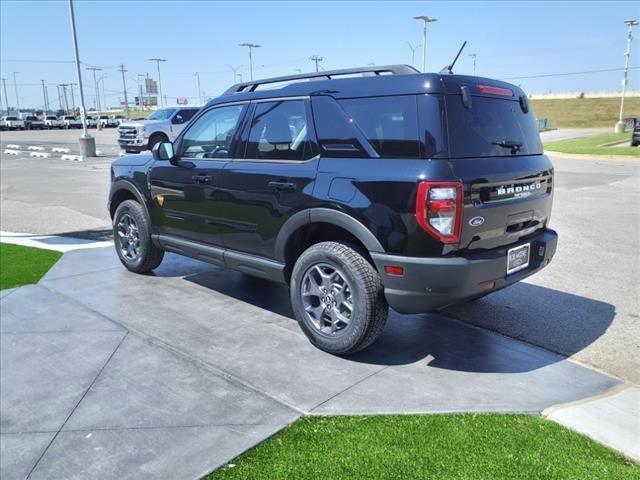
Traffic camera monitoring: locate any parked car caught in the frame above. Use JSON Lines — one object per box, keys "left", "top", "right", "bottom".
{"left": 61, "top": 115, "right": 81, "bottom": 129}
{"left": 112, "top": 115, "right": 128, "bottom": 126}
{"left": 23, "top": 115, "right": 45, "bottom": 130}
{"left": 1, "top": 116, "right": 25, "bottom": 130}
{"left": 108, "top": 65, "right": 558, "bottom": 354}
{"left": 85, "top": 115, "right": 98, "bottom": 128}
{"left": 44, "top": 115, "right": 62, "bottom": 129}
{"left": 98, "top": 115, "right": 118, "bottom": 128}
{"left": 632, "top": 123, "right": 640, "bottom": 147}
{"left": 117, "top": 107, "right": 199, "bottom": 153}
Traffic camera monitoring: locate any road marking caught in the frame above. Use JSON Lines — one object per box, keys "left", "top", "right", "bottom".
{"left": 3, "top": 149, "right": 21, "bottom": 155}
{"left": 51, "top": 147, "right": 71, "bottom": 153}
{"left": 61, "top": 154, "right": 83, "bottom": 161}
{"left": 29, "top": 151, "right": 50, "bottom": 158}
{"left": 6, "top": 144, "right": 20, "bottom": 149}
{"left": 27, "top": 146, "right": 45, "bottom": 151}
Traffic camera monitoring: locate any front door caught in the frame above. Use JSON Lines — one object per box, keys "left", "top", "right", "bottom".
{"left": 216, "top": 98, "right": 319, "bottom": 259}
{"left": 149, "top": 103, "right": 248, "bottom": 246}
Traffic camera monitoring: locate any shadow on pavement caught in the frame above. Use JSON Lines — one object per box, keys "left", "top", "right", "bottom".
{"left": 184, "top": 269, "right": 615, "bottom": 374}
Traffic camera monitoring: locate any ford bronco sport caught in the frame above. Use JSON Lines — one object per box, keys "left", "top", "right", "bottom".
{"left": 109, "top": 65, "right": 557, "bottom": 354}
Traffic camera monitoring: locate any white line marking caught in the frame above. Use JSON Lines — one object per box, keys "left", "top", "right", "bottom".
{"left": 61, "top": 154, "right": 83, "bottom": 161}
{"left": 3, "top": 149, "right": 21, "bottom": 155}
{"left": 27, "top": 146, "right": 45, "bottom": 151}
{"left": 6, "top": 144, "right": 20, "bottom": 149}
{"left": 51, "top": 147, "right": 70, "bottom": 153}
{"left": 29, "top": 151, "right": 50, "bottom": 158}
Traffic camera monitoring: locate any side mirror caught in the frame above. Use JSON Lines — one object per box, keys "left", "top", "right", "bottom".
{"left": 152, "top": 142, "right": 174, "bottom": 161}
{"left": 172, "top": 114, "right": 184, "bottom": 125}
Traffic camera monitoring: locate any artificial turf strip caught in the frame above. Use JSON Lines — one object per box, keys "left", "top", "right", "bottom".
{"left": 0, "top": 243, "right": 62, "bottom": 290}
{"left": 208, "top": 414, "right": 639, "bottom": 480}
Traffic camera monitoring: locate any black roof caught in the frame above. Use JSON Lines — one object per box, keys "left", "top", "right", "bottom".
{"left": 206, "top": 64, "right": 526, "bottom": 107}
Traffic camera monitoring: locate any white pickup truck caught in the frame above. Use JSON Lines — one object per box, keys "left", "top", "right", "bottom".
{"left": 44, "top": 116, "right": 62, "bottom": 129}
{"left": 1, "top": 116, "right": 25, "bottom": 130}
{"left": 61, "top": 115, "right": 81, "bottom": 129}
{"left": 117, "top": 107, "right": 199, "bottom": 153}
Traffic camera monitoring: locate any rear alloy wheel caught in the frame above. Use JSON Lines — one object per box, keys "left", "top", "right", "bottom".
{"left": 113, "top": 200, "right": 164, "bottom": 273}
{"left": 290, "top": 241, "right": 388, "bottom": 355}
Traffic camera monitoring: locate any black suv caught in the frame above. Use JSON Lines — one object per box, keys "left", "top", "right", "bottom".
{"left": 109, "top": 65, "right": 557, "bottom": 354}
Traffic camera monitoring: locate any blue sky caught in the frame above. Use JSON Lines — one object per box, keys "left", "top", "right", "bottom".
{"left": 1, "top": 0, "right": 638, "bottom": 110}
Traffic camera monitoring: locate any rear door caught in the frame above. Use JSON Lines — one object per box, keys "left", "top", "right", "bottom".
{"left": 440, "top": 85, "right": 553, "bottom": 251}
{"left": 148, "top": 103, "right": 248, "bottom": 246}
{"left": 216, "top": 98, "right": 319, "bottom": 259}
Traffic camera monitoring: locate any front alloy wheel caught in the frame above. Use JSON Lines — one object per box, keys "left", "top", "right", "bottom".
{"left": 116, "top": 213, "right": 140, "bottom": 261}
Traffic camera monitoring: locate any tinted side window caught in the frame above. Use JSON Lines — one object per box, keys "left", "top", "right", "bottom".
{"left": 245, "top": 100, "right": 312, "bottom": 161}
{"left": 338, "top": 96, "right": 420, "bottom": 158}
{"left": 180, "top": 105, "right": 244, "bottom": 159}
{"left": 179, "top": 109, "right": 198, "bottom": 122}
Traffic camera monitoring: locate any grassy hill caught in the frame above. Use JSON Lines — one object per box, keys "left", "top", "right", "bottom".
{"left": 530, "top": 97, "right": 640, "bottom": 128}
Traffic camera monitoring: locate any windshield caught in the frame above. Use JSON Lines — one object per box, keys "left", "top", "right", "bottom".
{"left": 66, "top": 116, "right": 76, "bottom": 120}
{"left": 47, "top": 116, "right": 57, "bottom": 120}
{"left": 146, "top": 108, "right": 176, "bottom": 120}
{"left": 445, "top": 96, "right": 542, "bottom": 158}
{"left": 6, "top": 117, "right": 18, "bottom": 120}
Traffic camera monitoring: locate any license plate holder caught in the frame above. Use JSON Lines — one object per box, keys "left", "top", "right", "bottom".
{"left": 507, "top": 243, "right": 530, "bottom": 275}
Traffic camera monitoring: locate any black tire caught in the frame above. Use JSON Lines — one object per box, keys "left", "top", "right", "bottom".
{"left": 147, "top": 133, "right": 168, "bottom": 151}
{"left": 290, "top": 241, "right": 388, "bottom": 355}
{"left": 113, "top": 200, "right": 164, "bottom": 273}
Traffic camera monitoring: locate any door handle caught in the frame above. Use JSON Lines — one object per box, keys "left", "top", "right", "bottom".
{"left": 192, "top": 174, "right": 211, "bottom": 184}
{"left": 268, "top": 181, "right": 296, "bottom": 191}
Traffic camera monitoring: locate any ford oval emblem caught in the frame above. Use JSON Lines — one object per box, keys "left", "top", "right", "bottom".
{"left": 469, "top": 216, "right": 485, "bottom": 227}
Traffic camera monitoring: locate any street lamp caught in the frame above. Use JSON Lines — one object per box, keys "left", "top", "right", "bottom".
{"left": 148, "top": 58, "right": 167, "bottom": 107}
{"left": 413, "top": 15, "right": 438, "bottom": 72}
{"left": 468, "top": 53, "right": 477, "bottom": 75}
{"left": 615, "top": 19, "right": 639, "bottom": 133}
{"left": 239, "top": 43, "right": 261, "bottom": 80}
{"left": 227, "top": 64, "right": 243, "bottom": 84}
{"left": 68, "top": 0, "right": 95, "bottom": 157}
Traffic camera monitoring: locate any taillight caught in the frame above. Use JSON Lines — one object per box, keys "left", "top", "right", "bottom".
{"left": 415, "top": 181, "right": 463, "bottom": 244}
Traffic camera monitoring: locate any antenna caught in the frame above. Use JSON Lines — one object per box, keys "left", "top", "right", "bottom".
{"left": 440, "top": 41, "right": 467, "bottom": 74}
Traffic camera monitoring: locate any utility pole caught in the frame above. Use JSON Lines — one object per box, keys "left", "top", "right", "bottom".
{"left": 239, "top": 43, "right": 261, "bottom": 80}
{"left": 227, "top": 64, "right": 242, "bottom": 83}
{"left": 70, "top": 83, "right": 76, "bottom": 113}
{"left": 194, "top": 72, "right": 202, "bottom": 104}
{"left": 406, "top": 42, "right": 421, "bottom": 67}
{"left": 86, "top": 67, "right": 102, "bottom": 112}
{"left": 68, "top": 0, "right": 95, "bottom": 156}
{"left": 118, "top": 64, "right": 129, "bottom": 117}
{"left": 468, "top": 53, "right": 477, "bottom": 75}
{"left": 309, "top": 55, "right": 324, "bottom": 72}
{"left": 148, "top": 58, "right": 167, "bottom": 107}
{"left": 42, "top": 82, "right": 50, "bottom": 114}
{"left": 616, "top": 19, "right": 639, "bottom": 133}
{"left": 12, "top": 72, "right": 20, "bottom": 112}
{"left": 57, "top": 85, "right": 63, "bottom": 111}
{"left": 60, "top": 84, "right": 70, "bottom": 114}
{"left": 413, "top": 15, "right": 438, "bottom": 72}
{"left": 1, "top": 78, "right": 8, "bottom": 113}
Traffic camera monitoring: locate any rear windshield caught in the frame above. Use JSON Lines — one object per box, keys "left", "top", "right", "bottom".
{"left": 445, "top": 96, "right": 542, "bottom": 158}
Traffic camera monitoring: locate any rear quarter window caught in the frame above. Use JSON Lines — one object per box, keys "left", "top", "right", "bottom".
{"left": 446, "top": 95, "right": 542, "bottom": 158}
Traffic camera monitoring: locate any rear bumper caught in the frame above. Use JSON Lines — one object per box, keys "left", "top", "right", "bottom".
{"left": 372, "top": 228, "right": 558, "bottom": 314}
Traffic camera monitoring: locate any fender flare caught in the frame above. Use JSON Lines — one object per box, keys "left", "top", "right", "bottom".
{"left": 274, "top": 208, "right": 385, "bottom": 263}
{"left": 108, "top": 179, "right": 151, "bottom": 222}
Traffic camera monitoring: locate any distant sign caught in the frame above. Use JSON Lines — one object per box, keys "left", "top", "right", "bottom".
{"left": 176, "top": 98, "right": 188, "bottom": 105}
{"left": 145, "top": 78, "right": 158, "bottom": 94}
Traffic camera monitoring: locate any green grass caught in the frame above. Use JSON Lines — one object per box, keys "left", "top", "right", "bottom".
{"left": 207, "top": 415, "right": 639, "bottom": 480}
{"left": 544, "top": 132, "right": 639, "bottom": 156}
{"left": 0, "top": 243, "right": 62, "bottom": 290}
{"left": 530, "top": 97, "right": 640, "bottom": 129}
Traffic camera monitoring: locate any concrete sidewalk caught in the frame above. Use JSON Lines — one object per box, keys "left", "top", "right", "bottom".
{"left": 1, "top": 245, "right": 629, "bottom": 479}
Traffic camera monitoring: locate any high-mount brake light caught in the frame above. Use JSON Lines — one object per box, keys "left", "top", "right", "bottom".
{"left": 415, "top": 182, "right": 463, "bottom": 244}
{"left": 477, "top": 84, "right": 513, "bottom": 97}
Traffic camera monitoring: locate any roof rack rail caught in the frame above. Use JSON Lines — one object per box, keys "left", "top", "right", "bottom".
{"left": 222, "top": 64, "right": 419, "bottom": 95}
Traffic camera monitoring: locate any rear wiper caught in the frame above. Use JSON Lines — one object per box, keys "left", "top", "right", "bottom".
{"left": 493, "top": 140, "right": 523, "bottom": 154}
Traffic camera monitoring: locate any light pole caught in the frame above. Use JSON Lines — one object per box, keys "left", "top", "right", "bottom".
{"left": 2, "top": 78, "right": 10, "bottom": 113}
{"left": 239, "top": 43, "right": 261, "bottom": 80}
{"left": 12, "top": 72, "right": 20, "bottom": 112}
{"left": 70, "top": 83, "right": 76, "bottom": 113}
{"left": 41, "top": 80, "right": 49, "bottom": 113}
{"left": 468, "top": 53, "right": 477, "bottom": 75}
{"left": 194, "top": 72, "right": 202, "bottom": 104}
{"left": 309, "top": 55, "right": 324, "bottom": 72}
{"left": 86, "top": 67, "right": 102, "bottom": 112}
{"left": 68, "top": 0, "right": 95, "bottom": 156}
{"left": 98, "top": 74, "right": 107, "bottom": 112}
{"left": 148, "top": 58, "right": 167, "bottom": 107}
{"left": 406, "top": 41, "right": 421, "bottom": 67}
{"left": 616, "top": 19, "right": 639, "bottom": 133}
{"left": 413, "top": 15, "right": 437, "bottom": 72}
